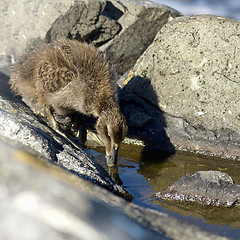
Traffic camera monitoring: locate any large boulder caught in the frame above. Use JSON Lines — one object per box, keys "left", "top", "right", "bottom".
{"left": 121, "top": 15, "right": 240, "bottom": 159}
{"left": 99, "top": 0, "right": 181, "bottom": 74}
{"left": 1, "top": 0, "right": 181, "bottom": 74}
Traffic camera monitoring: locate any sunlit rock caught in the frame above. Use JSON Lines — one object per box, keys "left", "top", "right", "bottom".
{"left": 157, "top": 170, "right": 240, "bottom": 207}
{"left": 123, "top": 15, "right": 240, "bottom": 159}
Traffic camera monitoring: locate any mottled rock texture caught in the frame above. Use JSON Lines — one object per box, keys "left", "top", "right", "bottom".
{"left": 157, "top": 171, "right": 240, "bottom": 207}
{"left": 123, "top": 15, "right": 240, "bottom": 159}
{"left": 1, "top": 0, "right": 181, "bottom": 74}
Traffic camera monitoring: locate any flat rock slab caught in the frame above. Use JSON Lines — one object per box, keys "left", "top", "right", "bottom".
{"left": 157, "top": 171, "right": 240, "bottom": 207}
{"left": 0, "top": 139, "right": 168, "bottom": 240}
{"left": 0, "top": 139, "right": 229, "bottom": 240}
{"left": 124, "top": 15, "right": 240, "bottom": 159}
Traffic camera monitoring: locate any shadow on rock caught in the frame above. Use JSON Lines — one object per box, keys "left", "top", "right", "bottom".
{"left": 119, "top": 75, "right": 175, "bottom": 158}
{"left": 140, "top": 149, "right": 172, "bottom": 166}
{"left": 0, "top": 72, "right": 20, "bottom": 102}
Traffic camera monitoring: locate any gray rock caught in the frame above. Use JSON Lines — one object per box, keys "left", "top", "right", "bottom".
{"left": 0, "top": 72, "right": 131, "bottom": 200}
{"left": 44, "top": 1, "right": 121, "bottom": 46}
{"left": 1, "top": 0, "right": 74, "bottom": 58}
{"left": 157, "top": 171, "right": 240, "bottom": 207}
{"left": 0, "top": 138, "right": 229, "bottom": 240}
{"left": 123, "top": 15, "right": 240, "bottom": 159}
{"left": 1, "top": 0, "right": 181, "bottom": 74}
{"left": 100, "top": 0, "right": 181, "bottom": 74}
{"left": 0, "top": 139, "right": 167, "bottom": 240}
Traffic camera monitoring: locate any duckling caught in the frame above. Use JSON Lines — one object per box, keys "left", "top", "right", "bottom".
{"left": 9, "top": 39, "right": 127, "bottom": 166}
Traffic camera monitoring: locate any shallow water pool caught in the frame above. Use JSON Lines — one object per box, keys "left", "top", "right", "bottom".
{"left": 86, "top": 144, "right": 240, "bottom": 239}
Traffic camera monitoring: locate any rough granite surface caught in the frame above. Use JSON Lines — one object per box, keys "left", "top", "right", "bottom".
{"left": 125, "top": 15, "right": 240, "bottom": 159}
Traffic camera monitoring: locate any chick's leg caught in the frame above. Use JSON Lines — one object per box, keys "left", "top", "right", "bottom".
{"left": 45, "top": 107, "right": 81, "bottom": 150}
{"left": 69, "top": 113, "right": 104, "bottom": 146}
{"left": 45, "top": 107, "right": 59, "bottom": 131}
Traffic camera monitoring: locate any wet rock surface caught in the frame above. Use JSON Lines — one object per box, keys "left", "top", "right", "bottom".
{"left": 157, "top": 171, "right": 240, "bottom": 207}
{"left": 1, "top": 0, "right": 181, "bottom": 75}
{"left": 122, "top": 15, "right": 240, "bottom": 160}
{"left": 0, "top": 134, "right": 229, "bottom": 240}
{"left": 0, "top": 140, "right": 164, "bottom": 240}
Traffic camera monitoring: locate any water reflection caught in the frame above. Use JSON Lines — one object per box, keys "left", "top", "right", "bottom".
{"left": 157, "top": 199, "right": 240, "bottom": 229}
{"left": 107, "top": 165, "right": 123, "bottom": 186}
{"left": 90, "top": 144, "right": 240, "bottom": 238}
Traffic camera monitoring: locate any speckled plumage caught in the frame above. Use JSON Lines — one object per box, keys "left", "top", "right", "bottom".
{"left": 10, "top": 39, "right": 127, "bottom": 166}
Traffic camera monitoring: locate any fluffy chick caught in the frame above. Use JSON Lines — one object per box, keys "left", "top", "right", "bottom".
{"left": 10, "top": 39, "right": 127, "bottom": 166}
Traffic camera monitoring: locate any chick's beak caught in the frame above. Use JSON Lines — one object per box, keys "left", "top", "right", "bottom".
{"left": 106, "top": 144, "right": 119, "bottom": 167}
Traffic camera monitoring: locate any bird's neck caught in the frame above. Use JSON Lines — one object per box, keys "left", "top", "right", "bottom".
{"left": 102, "top": 103, "right": 119, "bottom": 118}
{"left": 95, "top": 92, "right": 119, "bottom": 117}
